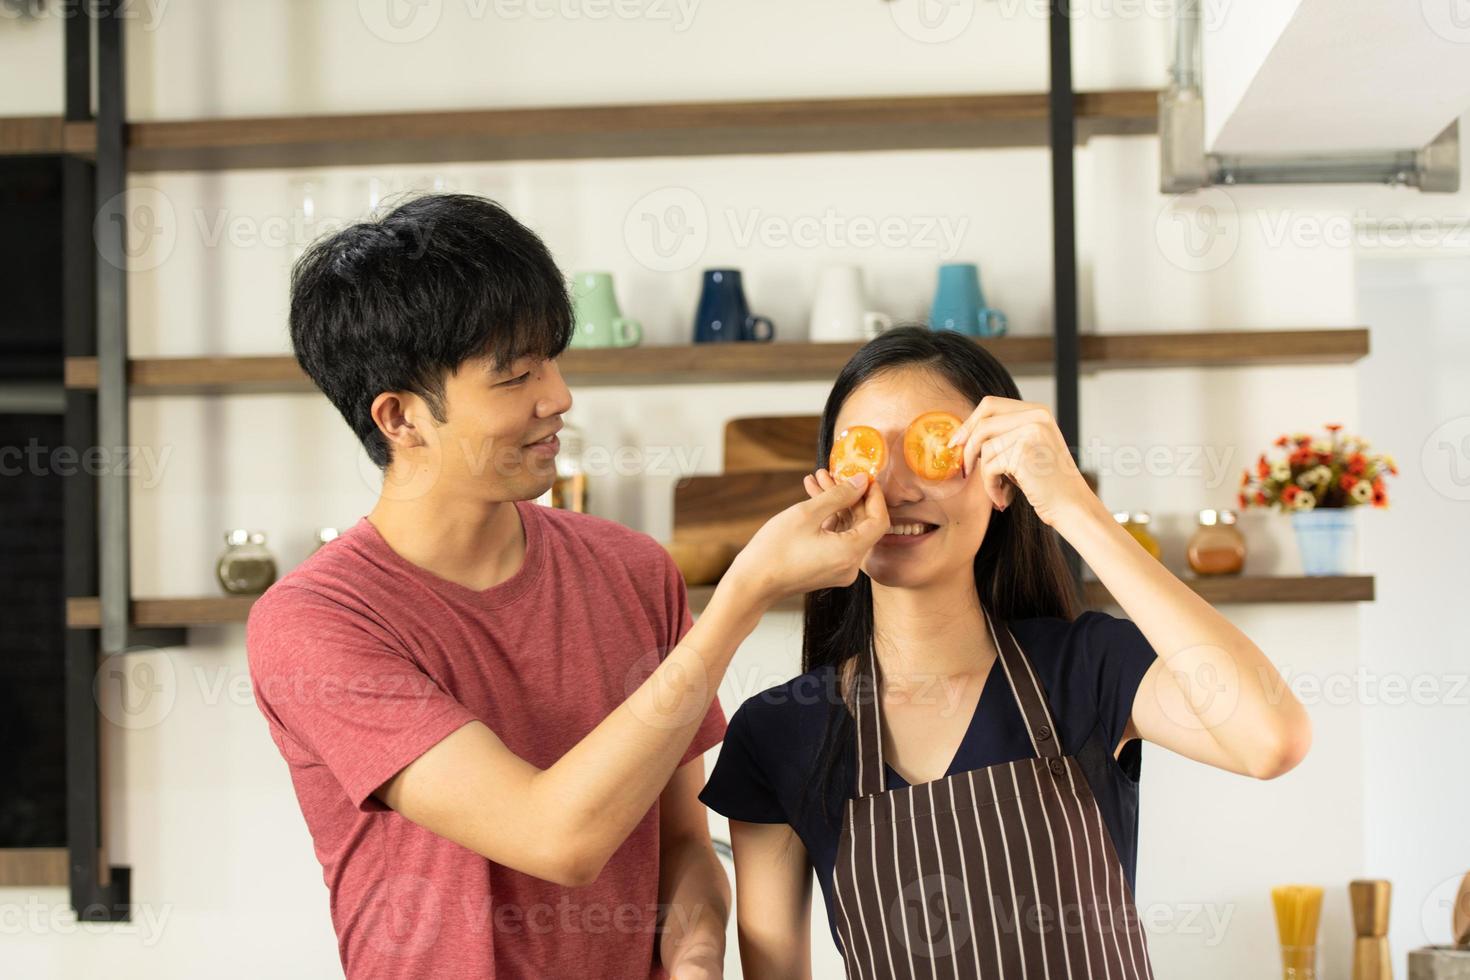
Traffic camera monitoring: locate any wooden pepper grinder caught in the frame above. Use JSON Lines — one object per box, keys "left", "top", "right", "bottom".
{"left": 1350, "top": 879, "right": 1392, "bottom": 980}
{"left": 1454, "top": 870, "right": 1470, "bottom": 949}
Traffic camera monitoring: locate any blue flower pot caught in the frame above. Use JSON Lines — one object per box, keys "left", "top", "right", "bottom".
{"left": 1290, "top": 508, "right": 1355, "bottom": 576}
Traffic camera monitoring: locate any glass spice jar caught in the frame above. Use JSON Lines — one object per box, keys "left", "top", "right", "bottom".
{"left": 1114, "top": 510, "right": 1162, "bottom": 561}
{"left": 551, "top": 424, "right": 588, "bottom": 513}
{"left": 217, "top": 529, "right": 278, "bottom": 595}
{"left": 536, "top": 422, "right": 589, "bottom": 513}
{"left": 1187, "top": 508, "right": 1246, "bottom": 576}
{"left": 312, "top": 527, "right": 340, "bottom": 553}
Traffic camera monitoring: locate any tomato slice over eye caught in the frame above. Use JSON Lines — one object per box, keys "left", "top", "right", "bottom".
{"left": 903, "top": 411, "right": 964, "bottom": 481}
{"left": 828, "top": 425, "right": 888, "bottom": 481}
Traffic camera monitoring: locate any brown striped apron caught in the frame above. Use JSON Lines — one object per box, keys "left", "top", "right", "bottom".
{"left": 832, "top": 606, "right": 1153, "bottom": 979}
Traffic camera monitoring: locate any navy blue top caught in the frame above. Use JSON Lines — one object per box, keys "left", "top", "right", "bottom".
{"left": 698, "top": 609, "right": 1158, "bottom": 951}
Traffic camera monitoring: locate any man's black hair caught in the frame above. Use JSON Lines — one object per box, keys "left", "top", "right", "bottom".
{"left": 289, "top": 193, "right": 572, "bottom": 469}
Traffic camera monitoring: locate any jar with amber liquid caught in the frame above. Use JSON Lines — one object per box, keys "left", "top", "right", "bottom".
{"left": 536, "top": 423, "right": 588, "bottom": 513}
{"left": 1113, "top": 511, "right": 1162, "bottom": 561}
{"left": 1187, "top": 508, "right": 1246, "bottom": 576}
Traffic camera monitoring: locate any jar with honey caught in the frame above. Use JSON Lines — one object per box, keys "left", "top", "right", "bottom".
{"left": 1187, "top": 508, "right": 1246, "bottom": 576}
{"left": 534, "top": 422, "right": 588, "bottom": 513}
{"left": 1114, "top": 511, "right": 1162, "bottom": 561}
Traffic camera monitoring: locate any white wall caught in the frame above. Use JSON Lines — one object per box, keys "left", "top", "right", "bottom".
{"left": 2, "top": 3, "right": 1465, "bottom": 977}
{"left": 1355, "top": 254, "right": 1470, "bottom": 977}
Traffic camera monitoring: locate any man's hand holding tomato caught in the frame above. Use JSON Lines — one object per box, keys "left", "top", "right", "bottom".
{"left": 722, "top": 470, "right": 890, "bottom": 610}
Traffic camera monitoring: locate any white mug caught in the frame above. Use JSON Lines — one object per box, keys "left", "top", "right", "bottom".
{"left": 808, "top": 265, "right": 894, "bottom": 343}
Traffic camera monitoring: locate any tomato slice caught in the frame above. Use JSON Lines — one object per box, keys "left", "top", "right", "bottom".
{"left": 903, "top": 411, "right": 964, "bottom": 481}
{"left": 828, "top": 425, "right": 888, "bottom": 481}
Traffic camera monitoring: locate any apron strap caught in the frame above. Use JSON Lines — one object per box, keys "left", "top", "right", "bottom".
{"left": 853, "top": 643, "right": 887, "bottom": 799}
{"left": 986, "top": 606, "right": 1062, "bottom": 759}
{"left": 851, "top": 604, "right": 1065, "bottom": 799}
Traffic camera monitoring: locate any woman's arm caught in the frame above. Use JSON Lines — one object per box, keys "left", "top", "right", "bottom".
{"left": 948, "top": 395, "right": 1312, "bottom": 780}
{"left": 1055, "top": 495, "right": 1312, "bottom": 779}
{"left": 728, "top": 820, "right": 815, "bottom": 980}
{"left": 658, "top": 758, "right": 730, "bottom": 979}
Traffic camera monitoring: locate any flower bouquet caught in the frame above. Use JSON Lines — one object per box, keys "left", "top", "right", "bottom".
{"left": 1238, "top": 424, "right": 1398, "bottom": 575}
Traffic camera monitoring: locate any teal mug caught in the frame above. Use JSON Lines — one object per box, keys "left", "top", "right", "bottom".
{"left": 929, "top": 263, "right": 1008, "bottom": 337}
{"left": 570, "top": 271, "right": 643, "bottom": 349}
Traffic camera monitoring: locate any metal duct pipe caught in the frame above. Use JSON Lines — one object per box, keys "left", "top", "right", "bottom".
{"left": 1213, "top": 149, "right": 1425, "bottom": 188}
{"left": 1170, "top": 0, "right": 1201, "bottom": 93}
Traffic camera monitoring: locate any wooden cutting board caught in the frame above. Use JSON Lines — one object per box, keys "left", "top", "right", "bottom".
{"left": 673, "top": 470, "right": 810, "bottom": 546}
{"left": 724, "top": 415, "right": 821, "bottom": 473}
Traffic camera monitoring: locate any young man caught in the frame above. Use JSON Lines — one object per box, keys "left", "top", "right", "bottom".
{"left": 245, "top": 194, "right": 888, "bottom": 979}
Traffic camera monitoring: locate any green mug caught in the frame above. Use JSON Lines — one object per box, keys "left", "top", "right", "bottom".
{"left": 570, "top": 271, "right": 642, "bottom": 349}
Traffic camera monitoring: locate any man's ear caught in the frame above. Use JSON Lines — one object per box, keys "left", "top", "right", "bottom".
{"left": 372, "top": 390, "right": 428, "bottom": 451}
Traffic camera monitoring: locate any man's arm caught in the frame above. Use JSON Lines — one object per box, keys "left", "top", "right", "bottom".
{"left": 377, "top": 475, "right": 889, "bottom": 887}
{"left": 656, "top": 757, "right": 729, "bottom": 979}
{"left": 376, "top": 587, "right": 754, "bottom": 888}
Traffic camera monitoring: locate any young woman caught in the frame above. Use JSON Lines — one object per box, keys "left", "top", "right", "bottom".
{"left": 699, "top": 326, "right": 1311, "bottom": 979}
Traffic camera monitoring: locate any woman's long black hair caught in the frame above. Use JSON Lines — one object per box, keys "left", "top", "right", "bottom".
{"left": 795, "top": 325, "right": 1080, "bottom": 829}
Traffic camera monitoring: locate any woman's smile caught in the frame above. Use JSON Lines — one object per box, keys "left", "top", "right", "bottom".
{"left": 877, "top": 517, "right": 942, "bottom": 546}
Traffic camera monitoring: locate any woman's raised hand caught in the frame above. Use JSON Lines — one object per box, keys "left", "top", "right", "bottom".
{"left": 945, "top": 395, "right": 1095, "bottom": 529}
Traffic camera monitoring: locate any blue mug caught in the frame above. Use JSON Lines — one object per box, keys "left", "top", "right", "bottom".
{"left": 929, "top": 263, "right": 1008, "bottom": 337}
{"left": 693, "top": 269, "right": 776, "bottom": 344}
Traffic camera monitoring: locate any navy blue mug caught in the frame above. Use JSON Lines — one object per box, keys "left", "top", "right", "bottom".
{"left": 692, "top": 269, "right": 776, "bottom": 343}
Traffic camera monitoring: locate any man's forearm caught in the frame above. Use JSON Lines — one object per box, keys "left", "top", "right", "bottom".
{"left": 535, "top": 576, "right": 768, "bottom": 879}
{"left": 658, "top": 835, "right": 730, "bottom": 975}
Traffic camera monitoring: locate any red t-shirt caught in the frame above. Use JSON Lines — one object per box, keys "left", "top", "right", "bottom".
{"left": 245, "top": 500, "right": 727, "bottom": 979}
